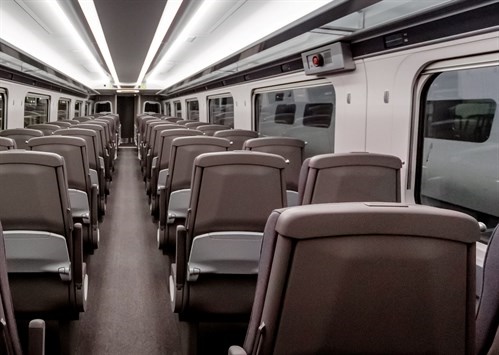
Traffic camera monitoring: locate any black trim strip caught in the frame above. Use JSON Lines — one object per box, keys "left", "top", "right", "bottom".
{"left": 0, "top": 41, "right": 94, "bottom": 97}
{"left": 159, "top": 1, "right": 499, "bottom": 100}
{"left": 351, "top": 1, "right": 499, "bottom": 57}
{"left": 0, "top": 66, "right": 89, "bottom": 98}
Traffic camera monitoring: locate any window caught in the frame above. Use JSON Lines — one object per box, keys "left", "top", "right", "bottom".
{"left": 75, "top": 101, "right": 83, "bottom": 117}
{"left": 417, "top": 65, "right": 499, "bottom": 238}
{"left": 187, "top": 100, "right": 199, "bottom": 121}
{"left": 95, "top": 101, "right": 112, "bottom": 113}
{"left": 164, "top": 102, "right": 171, "bottom": 116}
{"left": 0, "top": 90, "right": 5, "bottom": 130}
{"left": 208, "top": 96, "right": 234, "bottom": 127}
{"left": 24, "top": 94, "right": 49, "bottom": 126}
{"left": 174, "top": 101, "right": 182, "bottom": 118}
{"left": 144, "top": 101, "right": 161, "bottom": 113}
{"left": 85, "top": 102, "right": 92, "bottom": 115}
{"left": 255, "top": 83, "right": 335, "bottom": 157}
{"left": 58, "top": 98, "right": 70, "bottom": 120}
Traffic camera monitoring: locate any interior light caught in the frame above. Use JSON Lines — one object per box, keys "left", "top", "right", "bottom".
{"left": 116, "top": 89, "right": 139, "bottom": 93}
{"left": 134, "top": 0, "right": 184, "bottom": 88}
{"left": 147, "top": 0, "right": 333, "bottom": 89}
{"left": 78, "top": 0, "right": 121, "bottom": 88}
{"left": 0, "top": 0, "right": 109, "bottom": 88}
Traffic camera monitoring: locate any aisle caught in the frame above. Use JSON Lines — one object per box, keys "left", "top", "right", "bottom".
{"left": 74, "top": 147, "right": 181, "bottom": 354}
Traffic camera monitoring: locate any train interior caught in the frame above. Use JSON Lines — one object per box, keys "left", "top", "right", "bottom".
{"left": 0, "top": 0, "right": 498, "bottom": 354}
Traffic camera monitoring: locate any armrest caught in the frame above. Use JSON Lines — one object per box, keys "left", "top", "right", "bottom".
{"left": 73, "top": 223, "right": 83, "bottom": 286}
{"left": 157, "top": 169, "right": 169, "bottom": 193}
{"left": 99, "top": 156, "right": 105, "bottom": 171}
{"left": 68, "top": 189, "right": 90, "bottom": 223}
{"left": 175, "top": 225, "right": 187, "bottom": 290}
{"left": 228, "top": 346, "right": 247, "bottom": 355}
{"left": 28, "top": 319, "right": 45, "bottom": 355}
{"left": 89, "top": 170, "right": 99, "bottom": 189}
{"left": 159, "top": 186, "right": 167, "bottom": 227}
{"left": 90, "top": 184, "right": 99, "bottom": 226}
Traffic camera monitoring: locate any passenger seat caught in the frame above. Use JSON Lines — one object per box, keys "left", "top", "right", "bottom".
{"left": 230, "top": 202, "right": 479, "bottom": 354}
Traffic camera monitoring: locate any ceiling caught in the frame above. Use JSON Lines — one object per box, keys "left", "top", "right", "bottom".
{"left": 0, "top": 0, "right": 489, "bottom": 96}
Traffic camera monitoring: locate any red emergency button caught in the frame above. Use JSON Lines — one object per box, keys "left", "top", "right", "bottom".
{"left": 312, "top": 54, "right": 324, "bottom": 67}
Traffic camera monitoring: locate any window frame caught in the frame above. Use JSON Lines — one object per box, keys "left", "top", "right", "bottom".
{"left": 0, "top": 88, "right": 6, "bottom": 130}
{"left": 57, "top": 98, "right": 71, "bottom": 120}
{"left": 186, "top": 99, "right": 200, "bottom": 121}
{"left": 207, "top": 94, "right": 234, "bottom": 127}
{"left": 24, "top": 93, "right": 50, "bottom": 127}
{"left": 413, "top": 57, "right": 499, "bottom": 240}
{"left": 95, "top": 101, "right": 112, "bottom": 113}
{"left": 252, "top": 81, "right": 335, "bottom": 157}
{"left": 143, "top": 101, "right": 161, "bottom": 114}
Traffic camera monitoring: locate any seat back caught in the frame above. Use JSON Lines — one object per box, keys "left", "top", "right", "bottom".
{"left": 27, "top": 124, "right": 61, "bottom": 136}
{"left": 76, "top": 123, "right": 106, "bottom": 157}
{"left": 50, "top": 121, "right": 72, "bottom": 128}
{"left": 0, "top": 137, "right": 16, "bottom": 151}
{"left": 168, "top": 136, "right": 231, "bottom": 193}
{"left": 197, "top": 124, "right": 228, "bottom": 136}
{"left": 214, "top": 129, "right": 259, "bottom": 150}
{"left": 239, "top": 203, "right": 479, "bottom": 355}
{"left": 157, "top": 129, "right": 203, "bottom": 171}
{"left": 187, "top": 151, "right": 287, "bottom": 238}
{"left": 184, "top": 121, "right": 211, "bottom": 129}
{"left": 0, "top": 151, "right": 72, "bottom": 236}
{"left": 0, "top": 128, "right": 43, "bottom": 149}
{"left": 55, "top": 128, "right": 100, "bottom": 171}
{"left": 171, "top": 151, "right": 287, "bottom": 317}
{"left": 0, "top": 221, "right": 23, "bottom": 355}
{"left": 299, "top": 152, "right": 403, "bottom": 205}
{"left": 150, "top": 124, "right": 183, "bottom": 158}
{"left": 72, "top": 116, "right": 91, "bottom": 123}
{"left": 27, "top": 136, "right": 91, "bottom": 194}
{"left": 176, "top": 119, "right": 198, "bottom": 126}
{"left": 476, "top": 226, "right": 499, "bottom": 354}
{"left": 243, "top": 137, "right": 305, "bottom": 191}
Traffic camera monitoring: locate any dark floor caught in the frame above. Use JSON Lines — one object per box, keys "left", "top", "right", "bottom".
{"left": 74, "top": 147, "right": 181, "bottom": 354}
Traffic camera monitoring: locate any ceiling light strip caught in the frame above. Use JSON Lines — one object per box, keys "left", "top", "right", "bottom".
{"left": 134, "top": 0, "right": 184, "bottom": 88}
{"left": 78, "top": 0, "right": 121, "bottom": 88}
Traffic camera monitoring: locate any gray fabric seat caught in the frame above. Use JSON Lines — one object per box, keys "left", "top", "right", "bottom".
{"left": 214, "top": 130, "right": 259, "bottom": 150}
{"left": 170, "top": 151, "right": 287, "bottom": 351}
{"left": 76, "top": 123, "right": 112, "bottom": 188}
{"left": 157, "top": 136, "right": 231, "bottom": 253}
{"left": 28, "top": 136, "right": 100, "bottom": 253}
{"left": 0, "top": 129, "right": 43, "bottom": 149}
{"left": 55, "top": 128, "right": 106, "bottom": 219}
{"left": 184, "top": 122, "right": 211, "bottom": 129}
{"left": 298, "top": 152, "right": 403, "bottom": 205}
{"left": 0, "top": 221, "right": 46, "bottom": 355}
{"left": 476, "top": 226, "right": 499, "bottom": 355}
{"left": 143, "top": 123, "right": 182, "bottom": 187}
{"left": 197, "top": 124, "right": 229, "bottom": 136}
{"left": 49, "top": 121, "right": 72, "bottom": 128}
{"left": 230, "top": 202, "right": 480, "bottom": 355}
{"left": 0, "top": 137, "right": 16, "bottom": 151}
{"left": 149, "top": 128, "right": 203, "bottom": 216}
{"left": 26, "top": 124, "right": 60, "bottom": 136}
{"left": 0, "top": 151, "right": 87, "bottom": 319}
{"left": 243, "top": 137, "right": 305, "bottom": 206}
{"left": 170, "top": 151, "right": 287, "bottom": 354}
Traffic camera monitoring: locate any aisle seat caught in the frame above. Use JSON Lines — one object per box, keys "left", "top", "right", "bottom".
{"left": 230, "top": 202, "right": 479, "bottom": 355}
{"left": 0, "top": 151, "right": 87, "bottom": 319}
{"left": 298, "top": 152, "right": 402, "bottom": 205}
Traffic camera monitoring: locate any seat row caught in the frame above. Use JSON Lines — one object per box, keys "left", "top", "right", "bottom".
{"left": 150, "top": 144, "right": 496, "bottom": 354}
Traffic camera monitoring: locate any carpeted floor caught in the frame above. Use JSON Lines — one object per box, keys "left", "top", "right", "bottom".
{"left": 74, "top": 147, "right": 181, "bottom": 354}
